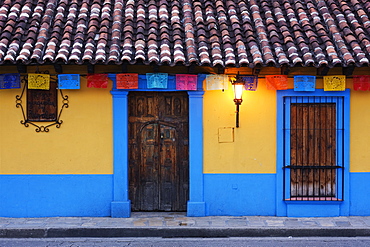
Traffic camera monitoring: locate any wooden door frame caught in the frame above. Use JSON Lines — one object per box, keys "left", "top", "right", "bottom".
{"left": 276, "top": 89, "right": 350, "bottom": 217}
{"left": 110, "top": 90, "right": 205, "bottom": 217}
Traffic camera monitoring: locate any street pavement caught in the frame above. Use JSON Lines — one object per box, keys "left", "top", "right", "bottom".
{"left": 2, "top": 212, "right": 370, "bottom": 238}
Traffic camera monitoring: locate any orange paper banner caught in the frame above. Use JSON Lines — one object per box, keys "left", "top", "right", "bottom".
{"left": 116, "top": 73, "right": 139, "bottom": 89}
{"left": 265, "top": 75, "right": 288, "bottom": 90}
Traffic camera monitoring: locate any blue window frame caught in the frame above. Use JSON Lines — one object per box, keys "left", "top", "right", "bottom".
{"left": 276, "top": 89, "right": 350, "bottom": 216}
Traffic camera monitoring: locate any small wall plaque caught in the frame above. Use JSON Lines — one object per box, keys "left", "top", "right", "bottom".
{"left": 218, "top": 127, "right": 234, "bottom": 143}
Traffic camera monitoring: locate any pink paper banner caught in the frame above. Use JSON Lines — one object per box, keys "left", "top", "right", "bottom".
{"left": 176, "top": 74, "right": 197, "bottom": 90}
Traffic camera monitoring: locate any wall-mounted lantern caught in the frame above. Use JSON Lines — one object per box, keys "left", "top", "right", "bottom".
{"left": 231, "top": 73, "right": 246, "bottom": 128}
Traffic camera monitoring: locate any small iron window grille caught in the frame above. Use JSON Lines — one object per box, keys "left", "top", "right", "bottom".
{"left": 15, "top": 72, "right": 69, "bottom": 132}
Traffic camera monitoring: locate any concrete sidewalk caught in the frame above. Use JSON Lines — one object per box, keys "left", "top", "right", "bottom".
{"left": 2, "top": 212, "right": 370, "bottom": 238}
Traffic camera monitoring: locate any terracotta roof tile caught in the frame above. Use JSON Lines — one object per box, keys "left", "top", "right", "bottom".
{"left": 109, "top": 0, "right": 123, "bottom": 63}
{"left": 1, "top": 0, "right": 370, "bottom": 67}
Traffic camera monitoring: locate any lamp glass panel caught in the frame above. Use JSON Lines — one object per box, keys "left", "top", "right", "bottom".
{"left": 233, "top": 84, "right": 244, "bottom": 100}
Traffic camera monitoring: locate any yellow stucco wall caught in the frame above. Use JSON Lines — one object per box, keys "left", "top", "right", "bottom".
{"left": 0, "top": 65, "right": 113, "bottom": 174}
{"left": 1, "top": 65, "right": 370, "bottom": 175}
{"left": 350, "top": 87, "right": 370, "bottom": 172}
{"left": 348, "top": 68, "right": 370, "bottom": 173}
{"left": 203, "top": 67, "right": 370, "bottom": 174}
{"left": 203, "top": 78, "right": 277, "bottom": 174}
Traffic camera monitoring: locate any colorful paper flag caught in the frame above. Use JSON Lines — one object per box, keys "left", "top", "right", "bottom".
{"left": 176, "top": 74, "right": 197, "bottom": 90}
{"left": 265, "top": 75, "right": 288, "bottom": 90}
{"left": 116, "top": 73, "right": 139, "bottom": 89}
{"left": 87, "top": 74, "right": 108, "bottom": 88}
{"left": 241, "top": 76, "right": 258, "bottom": 91}
{"left": 0, "top": 73, "right": 20, "bottom": 89}
{"left": 294, "top": 75, "right": 316, "bottom": 91}
{"left": 324, "top": 75, "right": 346, "bottom": 91}
{"left": 58, "top": 74, "right": 80, "bottom": 89}
{"left": 206, "top": 74, "right": 229, "bottom": 90}
{"left": 353, "top": 75, "right": 370, "bottom": 91}
{"left": 28, "top": 73, "right": 50, "bottom": 90}
{"left": 147, "top": 73, "right": 168, "bottom": 89}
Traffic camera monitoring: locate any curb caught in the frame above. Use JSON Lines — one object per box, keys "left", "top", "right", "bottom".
{"left": 2, "top": 227, "right": 370, "bottom": 238}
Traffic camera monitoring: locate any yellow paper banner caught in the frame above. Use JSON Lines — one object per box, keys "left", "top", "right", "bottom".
{"left": 28, "top": 73, "right": 50, "bottom": 90}
{"left": 324, "top": 75, "right": 346, "bottom": 91}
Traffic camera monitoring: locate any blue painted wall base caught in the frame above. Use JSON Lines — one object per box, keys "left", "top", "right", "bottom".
{"left": 111, "top": 201, "right": 131, "bottom": 218}
{"left": 286, "top": 203, "right": 341, "bottom": 217}
{"left": 203, "top": 174, "right": 276, "bottom": 216}
{"left": 350, "top": 172, "right": 370, "bottom": 216}
{"left": 187, "top": 201, "right": 206, "bottom": 217}
{"left": 0, "top": 175, "right": 113, "bottom": 217}
{"left": 2, "top": 173, "right": 370, "bottom": 217}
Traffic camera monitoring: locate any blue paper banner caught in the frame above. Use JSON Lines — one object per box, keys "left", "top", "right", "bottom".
{"left": 147, "top": 73, "right": 168, "bottom": 89}
{"left": 58, "top": 74, "right": 80, "bottom": 89}
{"left": 294, "top": 75, "right": 316, "bottom": 91}
{"left": 242, "top": 76, "right": 258, "bottom": 91}
{"left": 0, "top": 73, "right": 20, "bottom": 89}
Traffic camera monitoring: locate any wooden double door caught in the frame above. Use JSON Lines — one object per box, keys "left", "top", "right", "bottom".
{"left": 128, "top": 92, "right": 189, "bottom": 211}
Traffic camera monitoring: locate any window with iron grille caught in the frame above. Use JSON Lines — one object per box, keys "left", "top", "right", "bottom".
{"left": 283, "top": 96, "right": 345, "bottom": 201}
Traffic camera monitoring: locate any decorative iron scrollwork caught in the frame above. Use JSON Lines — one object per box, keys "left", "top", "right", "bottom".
{"left": 15, "top": 71, "right": 69, "bottom": 132}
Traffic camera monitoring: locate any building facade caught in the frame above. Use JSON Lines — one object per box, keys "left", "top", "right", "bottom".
{"left": 1, "top": 0, "right": 370, "bottom": 217}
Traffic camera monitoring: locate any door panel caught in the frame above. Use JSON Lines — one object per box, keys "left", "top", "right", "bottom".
{"left": 129, "top": 92, "right": 189, "bottom": 211}
{"left": 140, "top": 123, "right": 159, "bottom": 211}
{"left": 159, "top": 125, "right": 177, "bottom": 211}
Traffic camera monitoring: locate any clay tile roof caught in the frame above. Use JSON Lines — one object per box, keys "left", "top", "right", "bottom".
{"left": 1, "top": 0, "right": 370, "bottom": 68}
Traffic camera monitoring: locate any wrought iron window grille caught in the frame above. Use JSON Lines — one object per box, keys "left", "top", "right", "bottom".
{"left": 15, "top": 71, "right": 69, "bottom": 132}
{"left": 283, "top": 97, "right": 345, "bottom": 202}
